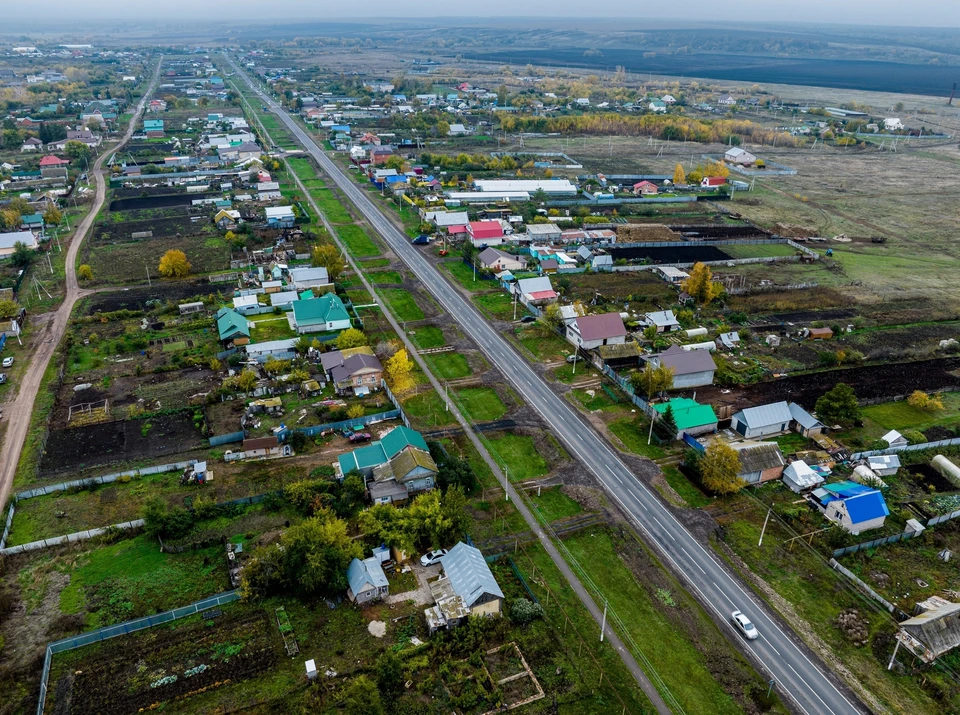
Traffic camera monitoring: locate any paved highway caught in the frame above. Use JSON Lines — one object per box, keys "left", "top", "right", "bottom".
{"left": 231, "top": 59, "right": 864, "bottom": 715}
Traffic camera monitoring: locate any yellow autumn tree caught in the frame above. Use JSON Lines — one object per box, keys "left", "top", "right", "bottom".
{"left": 158, "top": 249, "right": 191, "bottom": 278}
{"left": 680, "top": 262, "right": 723, "bottom": 305}
{"left": 77, "top": 264, "right": 93, "bottom": 281}
{"left": 672, "top": 163, "right": 686, "bottom": 185}
{"left": 384, "top": 348, "right": 415, "bottom": 395}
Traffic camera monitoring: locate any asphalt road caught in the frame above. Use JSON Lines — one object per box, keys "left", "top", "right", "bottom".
{"left": 0, "top": 62, "right": 162, "bottom": 517}
{"left": 233, "top": 61, "right": 865, "bottom": 715}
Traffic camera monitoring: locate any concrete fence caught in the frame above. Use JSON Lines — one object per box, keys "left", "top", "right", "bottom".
{"left": 0, "top": 504, "right": 15, "bottom": 550}
{"left": 850, "top": 436, "right": 960, "bottom": 460}
{"left": 828, "top": 558, "right": 898, "bottom": 614}
{"left": 36, "top": 590, "right": 240, "bottom": 715}
{"left": 1, "top": 519, "right": 145, "bottom": 556}
{"left": 14, "top": 460, "right": 197, "bottom": 501}
{"left": 831, "top": 530, "right": 920, "bottom": 559}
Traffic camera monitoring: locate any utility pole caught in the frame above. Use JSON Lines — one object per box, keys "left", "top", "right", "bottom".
{"left": 145, "top": 261, "right": 152, "bottom": 287}
{"left": 600, "top": 601, "right": 607, "bottom": 642}
{"left": 758, "top": 509, "right": 771, "bottom": 547}
{"left": 503, "top": 465, "right": 509, "bottom": 501}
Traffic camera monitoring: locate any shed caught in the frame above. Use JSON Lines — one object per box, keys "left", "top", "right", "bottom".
{"left": 807, "top": 327, "right": 834, "bottom": 340}
{"left": 882, "top": 430, "right": 908, "bottom": 448}
{"left": 734, "top": 442, "right": 786, "bottom": 485}
{"left": 783, "top": 460, "right": 824, "bottom": 493}
{"left": 897, "top": 598, "right": 960, "bottom": 663}
{"left": 867, "top": 454, "right": 901, "bottom": 477}
{"left": 346, "top": 557, "right": 389, "bottom": 604}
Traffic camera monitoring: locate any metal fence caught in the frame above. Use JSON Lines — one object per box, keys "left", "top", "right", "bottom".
{"left": 15, "top": 460, "right": 197, "bottom": 501}
{"left": 1, "top": 519, "right": 144, "bottom": 556}
{"left": 928, "top": 508, "right": 960, "bottom": 527}
{"left": 851, "top": 436, "right": 960, "bottom": 460}
{"left": 279, "top": 409, "right": 401, "bottom": 441}
{"left": 831, "top": 530, "right": 920, "bottom": 559}
{"left": 0, "top": 503, "right": 14, "bottom": 550}
{"left": 36, "top": 591, "right": 240, "bottom": 715}
{"left": 601, "top": 365, "right": 656, "bottom": 419}
{"left": 209, "top": 431, "right": 245, "bottom": 447}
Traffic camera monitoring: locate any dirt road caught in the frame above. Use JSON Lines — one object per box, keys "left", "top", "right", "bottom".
{"left": 0, "top": 62, "right": 162, "bottom": 516}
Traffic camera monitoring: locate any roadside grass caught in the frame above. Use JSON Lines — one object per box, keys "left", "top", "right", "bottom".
{"left": 442, "top": 260, "right": 495, "bottom": 293}
{"left": 367, "top": 270, "right": 404, "bottom": 285}
{"left": 345, "top": 289, "right": 373, "bottom": 305}
{"left": 661, "top": 465, "right": 712, "bottom": 508}
{"left": 714, "top": 494, "right": 942, "bottom": 714}
{"left": 563, "top": 529, "right": 753, "bottom": 715}
{"left": 360, "top": 257, "right": 391, "bottom": 269}
{"left": 550, "top": 361, "right": 599, "bottom": 383}
{"left": 485, "top": 433, "right": 548, "bottom": 481}
{"left": 473, "top": 292, "right": 524, "bottom": 321}
{"left": 13, "top": 351, "right": 63, "bottom": 488}
{"left": 571, "top": 387, "right": 623, "bottom": 413}
{"left": 454, "top": 387, "right": 508, "bottom": 422}
{"left": 381, "top": 289, "right": 425, "bottom": 321}
{"left": 407, "top": 325, "right": 445, "bottom": 349}
{"left": 401, "top": 391, "right": 457, "bottom": 429}
{"left": 516, "top": 329, "right": 571, "bottom": 362}
{"left": 423, "top": 352, "right": 471, "bottom": 379}
{"left": 57, "top": 536, "right": 226, "bottom": 628}
{"left": 529, "top": 486, "right": 583, "bottom": 522}
{"left": 608, "top": 418, "right": 667, "bottom": 460}
{"left": 336, "top": 225, "right": 380, "bottom": 257}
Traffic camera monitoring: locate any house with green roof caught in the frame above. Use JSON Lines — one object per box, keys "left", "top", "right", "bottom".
{"left": 337, "top": 425, "right": 437, "bottom": 504}
{"left": 143, "top": 119, "right": 164, "bottom": 136}
{"left": 216, "top": 307, "right": 250, "bottom": 345}
{"left": 654, "top": 398, "right": 718, "bottom": 439}
{"left": 290, "top": 292, "right": 351, "bottom": 335}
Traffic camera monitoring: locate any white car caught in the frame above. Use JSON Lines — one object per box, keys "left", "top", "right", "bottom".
{"left": 1, "top": 357, "right": 12, "bottom": 368}
{"left": 420, "top": 549, "right": 448, "bottom": 567}
{"left": 732, "top": 610, "right": 759, "bottom": 640}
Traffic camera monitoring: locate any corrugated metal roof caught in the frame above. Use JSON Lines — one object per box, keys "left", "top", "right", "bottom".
{"left": 788, "top": 402, "right": 822, "bottom": 429}
{"left": 440, "top": 542, "right": 504, "bottom": 607}
{"left": 347, "top": 557, "right": 388, "bottom": 594}
{"left": 735, "top": 443, "right": 785, "bottom": 473}
{"left": 576, "top": 313, "right": 627, "bottom": 342}
{"left": 734, "top": 401, "right": 793, "bottom": 429}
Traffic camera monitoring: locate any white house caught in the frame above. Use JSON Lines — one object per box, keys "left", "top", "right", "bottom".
{"left": 643, "top": 310, "right": 680, "bottom": 333}
{"left": 725, "top": 147, "right": 757, "bottom": 165}
{"left": 882, "top": 430, "right": 908, "bottom": 448}
{"left": 566, "top": 313, "right": 627, "bottom": 350}
{"left": 884, "top": 118, "right": 904, "bottom": 131}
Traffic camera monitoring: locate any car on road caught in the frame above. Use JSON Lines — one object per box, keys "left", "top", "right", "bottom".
{"left": 520, "top": 316, "right": 537, "bottom": 324}
{"left": 420, "top": 549, "right": 448, "bottom": 567}
{"left": 1, "top": 357, "right": 13, "bottom": 368}
{"left": 731, "top": 610, "right": 759, "bottom": 640}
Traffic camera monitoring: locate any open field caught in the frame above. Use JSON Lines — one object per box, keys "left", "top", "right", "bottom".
{"left": 454, "top": 387, "right": 508, "bottom": 422}
{"left": 380, "top": 288, "right": 426, "bottom": 321}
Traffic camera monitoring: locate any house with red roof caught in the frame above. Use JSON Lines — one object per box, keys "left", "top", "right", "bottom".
{"left": 466, "top": 220, "right": 504, "bottom": 247}
{"left": 701, "top": 176, "right": 726, "bottom": 188}
{"left": 39, "top": 155, "right": 69, "bottom": 167}
{"left": 514, "top": 276, "right": 558, "bottom": 307}
{"left": 632, "top": 180, "right": 659, "bottom": 196}
{"left": 566, "top": 313, "right": 627, "bottom": 350}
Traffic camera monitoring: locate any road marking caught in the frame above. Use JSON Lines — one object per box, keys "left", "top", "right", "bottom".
{"left": 760, "top": 634, "right": 781, "bottom": 657}
{"left": 681, "top": 548, "right": 706, "bottom": 574}
{"left": 714, "top": 583, "right": 737, "bottom": 608}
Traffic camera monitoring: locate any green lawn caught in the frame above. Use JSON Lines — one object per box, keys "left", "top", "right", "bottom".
{"left": 661, "top": 465, "right": 712, "bottom": 508}
{"left": 551, "top": 361, "right": 598, "bottom": 383}
{"left": 337, "top": 225, "right": 380, "bottom": 257}
{"left": 408, "top": 325, "right": 445, "bottom": 349}
{"left": 835, "top": 392, "right": 960, "bottom": 444}
{"left": 564, "top": 530, "right": 752, "bottom": 715}
{"left": 486, "top": 433, "right": 548, "bottom": 481}
{"left": 381, "top": 288, "right": 426, "bottom": 321}
{"left": 401, "top": 391, "right": 457, "bottom": 428}
{"left": 360, "top": 257, "right": 391, "bottom": 269}
{"left": 442, "top": 260, "right": 495, "bottom": 292}
{"left": 368, "top": 270, "right": 404, "bottom": 285}
{"left": 250, "top": 316, "right": 296, "bottom": 341}
{"left": 530, "top": 486, "right": 583, "bottom": 522}
{"left": 424, "top": 352, "right": 471, "bottom": 379}
{"left": 473, "top": 292, "right": 525, "bottom": 321}
{"left": 58, "top": 536, "right": 226, "bottom": 629}
{"left": 608, "top": 418, "right": 667, "bottom": 460}
{"left": 455, "top": 387, "right": 508, "bottom": 422}
{"left": 516, "top": 329, "right": 571, "bottom": 362}
{"left": 571, "top": 388, "right": 622, "bottom": 413}
{"left": 771, "top": 432, "right": 812, "bottom": 455}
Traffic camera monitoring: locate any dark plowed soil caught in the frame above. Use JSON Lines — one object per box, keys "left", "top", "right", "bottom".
{"left": 609, "top": 244, "right": 732, "bottom": 263}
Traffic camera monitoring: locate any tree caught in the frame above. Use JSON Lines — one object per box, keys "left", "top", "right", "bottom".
{"left": 680, "top": 262, "right": 723, "bottom": 305}
{"left": 312, "top": 243, "right": 346, "bottom": 281}
{"left": 43, "top": 206, "right": 62, "bottom": 227}
{"left": 631, "top": 362, "right": 674, "bottom": 400}
{"left": 435, "top": 455, "right": 478, "bottom": 494}
{"left": 158, "top": 249, "right": 191, "bottom": 278}
{"left": 672, "top": 163, "right": 686, "bottom": 185}
{"left": 699, "top": 439, "right": 744, "bottom": 495}
{"left": 0, "top": 299, "right": 20, "bottom": 319}
{"left": 77, "top": 264, "right": 93, "bottom": 281}
{"left": 908, "top": 390, "right": 944, "bottom": 412}
{"left": 654, "top": 403, "right": 678, "bottom": 441}
{"left": 10, "top": 242, "right": 34, "bottom": 269}
{"left": 814, "top": 383, "right": 860, "bottom": 427}
{"left": 278, "top": 513, "right": 362, "bottom": 597}
{"left": 346, "top": 404, "right": 365, "bottom": 419}
{"left": 436, "top": 120, "right": 450, "bottom": 137}
{"left": 375, "top": 651, "right": 404, "bottom": 697}
{"left": 384, "top": 348, "right": 415, "bottom": 395}
{"left": 687, "top": 170, "right": 703, "bottom": 185}
{"left": 233, "top": 369, "right": 258, "bottom": 392}
{"left": 334, "top": 327, "right": 368, "bottom": 350}
{"left": 63, "top": 140, "right": 91, "bottom": 163}
{"left": 1, "top": 128, "right": 22, "bottom": 149}
{"left": 343, "top": 676, "right": 383, "bottom": 715}
{"left": 359, "top": 503, "right": 416, "bottom": 555}
{"left": 141, "top": 496, "right": 194, "bottom": 539}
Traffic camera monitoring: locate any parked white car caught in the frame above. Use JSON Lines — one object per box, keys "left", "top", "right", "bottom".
{"left": 1, "top": 357, "right": 13, "bottom": 368}
{"left": 420, "top": 549, "right": 448, "bottom": 567}
{"left": 732, "top": 610, "right": 759, "bottom": 640}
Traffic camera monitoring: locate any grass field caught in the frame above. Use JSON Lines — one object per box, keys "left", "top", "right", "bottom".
{"left": 608, "top": 418, "right": 666, "bottom": 459}
{"left": 337, "top": 225, "right": 381, "bottom": 258}
{"left": 455, "top": 387, "right": 508, "bottom": 422}
{"left": 473, "top": 292, "right": 525, "bottom": 321}
{"left": 408, "top": 325, "right": 445, "bottom": 349}
{"left": 424, "top": 352, "right": 471, "bottom": 379}
{"left": 368, "top": 270, "right": 404, "bottom": 285}
{"left": 401, "top": 391, "right": 457, "bottom": 429}
{"left": 249, "top": 315, "right": 296, "bottom": 341}
{"left": 529, "top": 486, "right": 583, "bottom": 522}
{"left": 486, "top": 433, "right": 549, "bottom": 481}
{"left": 360, "top": 257, "right": 391, "bottom": 269}
{"left": 442, "top": 260, "right": 495, "bottom": 292}
{"left": 516, "top": 329, "right": 571, "bottom": 362}
{"left": 836, "top": 392, "right": 960, "bottom": 443}
{"left": 381, "top": 288, "right": 426, "bottom": 321}
{"left": 86, "top": 235, "right": 229, "bottom": 284}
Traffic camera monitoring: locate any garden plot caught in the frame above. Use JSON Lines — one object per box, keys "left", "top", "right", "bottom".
{"left": 82, "top": 283, "right": 231, "bottom": 314}
{"left": 87, "top": 235, "right": 231, "bottom": 284}
{"left": 109, "top": 192, "right": 215, "bottom": 212}
{"left": 92, "top": 215, "right": 206, "bottom": 244}
{"left": 46, "top": 607, "right": 281, "bottom": 715}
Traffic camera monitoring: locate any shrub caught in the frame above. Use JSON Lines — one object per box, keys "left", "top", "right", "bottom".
{"left": 509, "top": 597, "right": 545, "bottom": 625}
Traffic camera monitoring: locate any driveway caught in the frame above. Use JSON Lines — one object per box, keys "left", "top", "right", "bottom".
{"left": 385, "top": 562, "right": 440, "bottom": 606}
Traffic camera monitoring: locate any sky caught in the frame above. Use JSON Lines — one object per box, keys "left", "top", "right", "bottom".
{"left": 3, "top": 2, "right": 960, "bottom": 27}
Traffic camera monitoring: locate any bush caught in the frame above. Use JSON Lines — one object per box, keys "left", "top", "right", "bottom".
{"left": 902, "top": 429, "right": 927, "bottom": 445}
{"left": 289, "top": 430, "right": 307, "bottom": 453}
{"left": 509, "top": 597, "right": 545, "bottom": 625}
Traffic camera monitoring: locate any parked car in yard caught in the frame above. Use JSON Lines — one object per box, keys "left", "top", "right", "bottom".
{"left": 420, "top": 549, "right": 448, "bottom": 567}
{"left": 348, "top": 431, "right": 372, "bottom": 444}
{"left": 732, "top": 610, "right": 759, "bottom": 640}
{"left": 0, "top": 373, "right": 6, "bottom": 384}
{"left": 1, "top": 357, "right": 13, "bottom": 368}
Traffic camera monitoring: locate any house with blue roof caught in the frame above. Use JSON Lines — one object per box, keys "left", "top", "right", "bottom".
{"left": 337, "top": 426, "right": 438, "bottom": 503}
{"left": 346, "top": 556, "right": 389, "bottom": 604}
{"left": 813, "top": 481, "right": 890, "bottom": 534}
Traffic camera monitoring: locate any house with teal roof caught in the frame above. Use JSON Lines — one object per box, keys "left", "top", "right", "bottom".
{"left": 216, "top": 307, "right": 250, "bottom": 345}
{"left": 654, "top": 398, "right": 718, "bottom": 439}
{"left": 290, "top": 292, "right": 351, "bottom": 335}
{"left": 143, "top": 119, "right": 164, "bottom": 136}
{"left": 337, "top": 426, "right": 437, "bottom": 502}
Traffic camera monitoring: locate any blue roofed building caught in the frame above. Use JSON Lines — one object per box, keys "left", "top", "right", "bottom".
{"left": 215, "top": 307, "right": 250, "bottom": 345}
{"left": 813, "top": 481, "right": 890, "bottom": 534}
{"left": 346, "top": 557, "right": 389, "bottom": 604}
